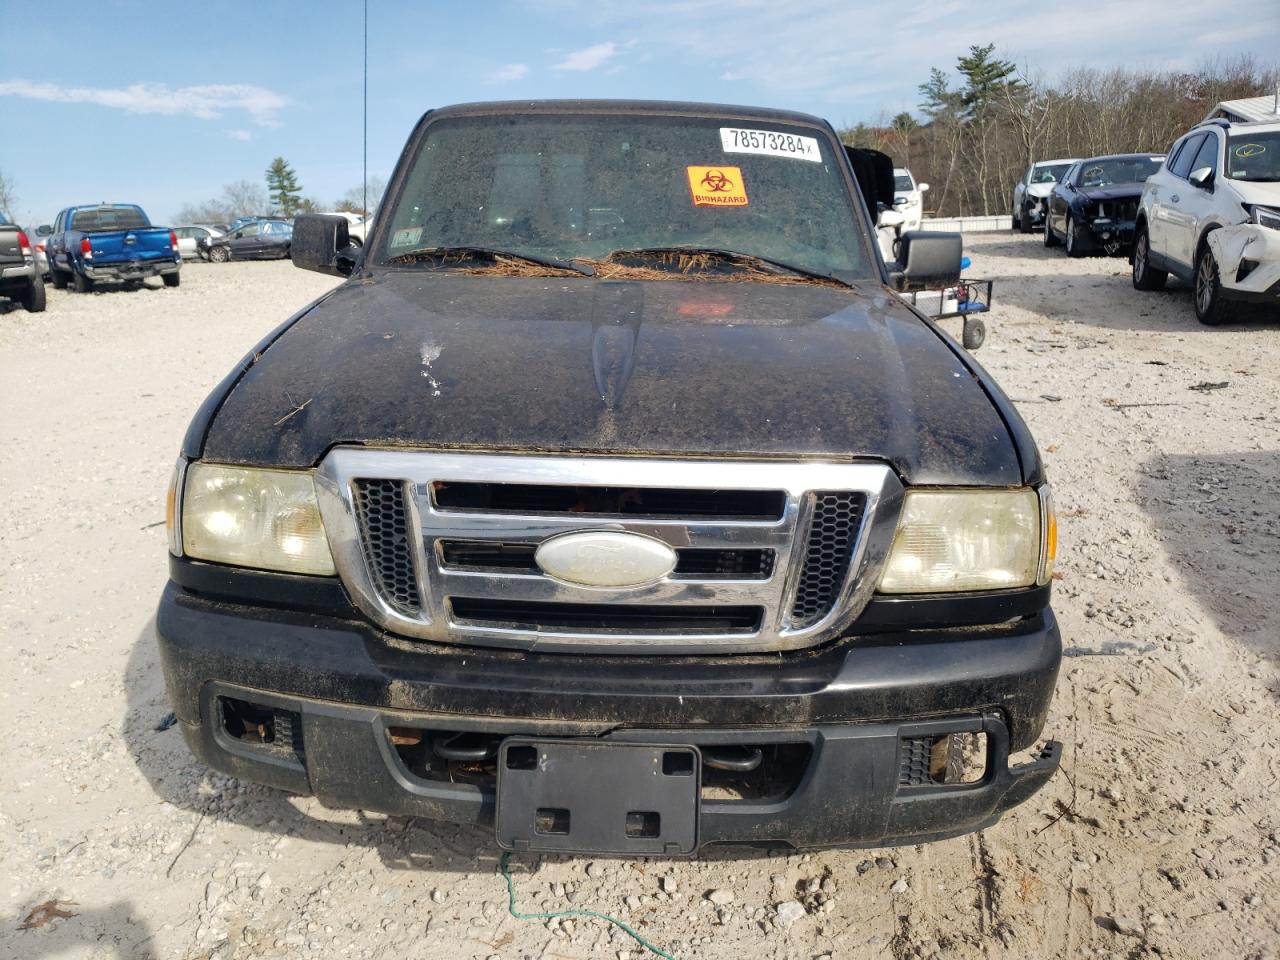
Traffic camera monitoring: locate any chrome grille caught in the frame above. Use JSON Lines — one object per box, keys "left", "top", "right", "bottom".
{"left": 317, "top": 450, "right": 902, "bottom": 654}
{"left": 790, "top": 492, "right": 866, "bottom": 628}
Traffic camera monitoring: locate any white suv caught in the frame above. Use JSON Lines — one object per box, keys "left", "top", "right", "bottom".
{"left": 892, "top": 168, "right": 928, "bottom": 232}
{"left": 1133, "top": 118, "right": 1280, "bottom": 324}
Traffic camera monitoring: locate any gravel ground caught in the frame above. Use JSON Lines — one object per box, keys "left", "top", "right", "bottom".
{"left": 1, "top": 239, "right": 1278, "bottom": 960}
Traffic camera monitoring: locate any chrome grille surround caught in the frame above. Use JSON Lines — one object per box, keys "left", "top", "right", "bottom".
{"left": 315, "top": 448, "right": 904, "bottom": 654}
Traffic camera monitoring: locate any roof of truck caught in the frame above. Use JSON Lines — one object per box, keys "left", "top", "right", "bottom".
{"left": 425, "top": 99, "right": 831, "bottom": 128}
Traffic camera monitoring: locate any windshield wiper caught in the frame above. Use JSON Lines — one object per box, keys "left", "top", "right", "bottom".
{"left": 601, "top": 246, "right": 855, "bottom": 288}
{"left": 388, "top": 245, "right": 595, "bottom": 276}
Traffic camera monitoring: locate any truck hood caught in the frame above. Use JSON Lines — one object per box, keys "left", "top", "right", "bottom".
{"left": 200, "top": 272, "right": 1021, "bottom": 485}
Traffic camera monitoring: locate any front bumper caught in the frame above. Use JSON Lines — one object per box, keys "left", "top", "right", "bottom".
{"left": 1208, "top": 224, "right": 1280, "bottom": 302}
{"left": 84, "top": 259, "right": 180, "bottom": 282}
{"left": 156, "top": 581, "right": 1062, "bottom": 850}
{"left": 1022, "top": 196, "right": 1049, "bottom": 225}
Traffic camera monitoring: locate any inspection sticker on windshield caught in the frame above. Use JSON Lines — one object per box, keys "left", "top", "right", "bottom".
{"left": 720, "top": 127, "right": 821, "bottom": 162}
{"left": 687, "top": 166, "right": 749, "bottom": 206}
{"left": 391, "top": 226, "right": 423, "bottom": 248}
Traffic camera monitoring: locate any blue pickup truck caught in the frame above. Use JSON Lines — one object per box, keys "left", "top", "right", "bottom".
{"left": 44, "top": 203, "right": 181, "bottom": 292}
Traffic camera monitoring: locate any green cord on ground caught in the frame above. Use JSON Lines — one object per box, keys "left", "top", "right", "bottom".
{"left": 499, "top": 851, "right": 678, "bottom": 960}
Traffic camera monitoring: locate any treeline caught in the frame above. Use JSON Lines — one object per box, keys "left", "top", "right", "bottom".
{"left": 840, "top": 50, "right": 1279, "bottom": 218}
{"left": 175, "top": 162, "right": 386, "bottom": 225}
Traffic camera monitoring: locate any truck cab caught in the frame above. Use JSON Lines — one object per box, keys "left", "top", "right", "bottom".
{"left": 158, "top": 100, "right": 1061, "bottom": 855}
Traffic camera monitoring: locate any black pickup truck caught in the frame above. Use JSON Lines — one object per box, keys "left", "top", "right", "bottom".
{"left": 0, "top": 213, "right": 46, "bottom": 312}
{"left": 158, "top": 100, "right": 1061, "bottom": 854}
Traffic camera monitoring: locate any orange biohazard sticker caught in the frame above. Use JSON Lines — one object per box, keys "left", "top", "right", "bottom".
{"left": 687, "top": 166, "right": 748, "bottom": 206}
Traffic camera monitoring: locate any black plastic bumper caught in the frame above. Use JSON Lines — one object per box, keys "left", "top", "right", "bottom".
{"left": 156, "top": 581, "right": 1062, "bottom": 850}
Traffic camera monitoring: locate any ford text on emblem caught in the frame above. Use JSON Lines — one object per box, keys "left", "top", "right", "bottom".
{"left": 534, "top": 531, "right": 677, "bottom": 588}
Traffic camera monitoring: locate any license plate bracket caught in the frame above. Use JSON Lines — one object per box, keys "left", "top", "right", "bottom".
{"left": 496, "top": 739, "right": 700, "bottom": 855}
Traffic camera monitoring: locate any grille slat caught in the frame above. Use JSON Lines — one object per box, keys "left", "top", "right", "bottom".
{"left": 439, "top": 541, "right": 775, "bottom": 580}
{"left": 450, "top": 598, "right": 761, "bottom": 634}
{"left": 353, "top": 479, "right": 422, "bottom": 615}
{"left": 789, "top": 492, "right": 866, "bottom": 629}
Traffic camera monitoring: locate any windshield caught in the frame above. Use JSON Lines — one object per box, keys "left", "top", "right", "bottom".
{"left": 379, "top": 113, "right": 873, "bottom": 281}
{"left": 1032, "top": 163, "right": 1072, "bottom": 184}
{"left": 1077, "top": 157, "right": 1163, "bottom": 188}
{"left": 70, "top": 206, "right": 150, "bottom": 232}
{"left": 1226, "top": 133, "right": 1280, "bottom": 183}
{"left": 893, "top": 174, "right": 914, "bottom": 192}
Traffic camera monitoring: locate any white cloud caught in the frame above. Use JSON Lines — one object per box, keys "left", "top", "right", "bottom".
{"left": 555, "top": 0, "right": 1280, "bottom": 115}
{"left": 552, "top": 42, "right": 619, "bottom": 72}
{"left": 0, "top": 80, "right": 288, "bottom": 126}
{"left": 490, "top": 63, "right": 529, "bottom": 82}
{"left": 228, "top": 129, "right": 252, "bottom": 141}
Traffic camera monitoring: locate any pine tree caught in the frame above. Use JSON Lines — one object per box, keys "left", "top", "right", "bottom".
{"left": 955, "top": 44, "right": 1023, "bottom": 116}
{"left": 265, "top": 157, "right": 302, "bottom": 217}
{"left": 890, "top": 112, "right": 919, "bottom": 134}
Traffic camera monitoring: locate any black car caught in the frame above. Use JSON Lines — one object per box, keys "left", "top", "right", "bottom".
{"left": 1044, "top": 153, "right": 1164, "bottom": 257}
{"left": 201, "top": 218, "right": 292, "bottom": 262}
{"left": 157, "top": 99, "right": 1061, "bottom": 855}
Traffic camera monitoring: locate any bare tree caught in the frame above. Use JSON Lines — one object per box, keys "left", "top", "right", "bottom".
{"left": 174, "top": 179, "right": 268, "bottom": 224}
{"left": 337, "top": 176, "right": 387, "bottom": 216}
{"left": 0, "top": 169, "right": 17, "bottom": 219}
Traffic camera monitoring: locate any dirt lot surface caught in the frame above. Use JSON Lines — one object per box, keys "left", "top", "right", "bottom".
{"left": 2, "top": 237, "right": 1278, "bottom": 960}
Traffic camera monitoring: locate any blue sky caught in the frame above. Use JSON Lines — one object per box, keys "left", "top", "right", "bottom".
{"left": 2, "top": 0, "right": 1277, "bottom": 225}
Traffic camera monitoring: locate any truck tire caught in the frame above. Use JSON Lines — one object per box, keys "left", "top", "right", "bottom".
{"left": 1043, "top": 218, "right": 1059, "bottom": 248}
{"left": 1194, "top": 245, "right": 1234, "bottom": 326}
{"left": 163, "top": 272, "right": 181, "bottom": 288}
{"left": 1131, "top": 227, "right": 1167, "bottom": 291}
{"left": 20, "top": 276, "right": 47, "bottom": 312}
{"left": 208, "top": 245, "right": 229, "bottom": 263}
{"left": 72, "top": 271, "right": 93, "bottom": 293}
{"left": 50, "top": 267, "right": 68, "bottom": 290}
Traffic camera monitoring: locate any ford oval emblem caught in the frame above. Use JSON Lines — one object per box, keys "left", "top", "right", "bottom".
{"left": 534, "top": 531, "right": 677, "bottom": 588}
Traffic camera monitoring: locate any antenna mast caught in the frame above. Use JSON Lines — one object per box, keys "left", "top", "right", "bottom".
{"left": 363, "top": 0, "right": 368, "bottom": 216}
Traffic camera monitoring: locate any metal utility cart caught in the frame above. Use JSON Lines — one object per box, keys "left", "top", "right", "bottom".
{"left": 904, "top": 264, "right": 993, "bottom": 350}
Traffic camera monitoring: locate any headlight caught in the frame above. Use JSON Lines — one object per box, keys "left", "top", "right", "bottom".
{"left": 180, "top": 462, "right": 335, "bottom": 575}
{"left": 1249, "top": 205, "right": 1280, "bottom": 230}
{"left": 879, "top": 488, "right": 1052, "bottom": 594}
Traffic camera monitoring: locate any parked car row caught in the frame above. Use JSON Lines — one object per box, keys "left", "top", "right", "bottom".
{"left": 1010, "top": 110, "right": 1278, "bottom": 324}
{"left": 4, "top": 205, "right": 370, "bottom": 311}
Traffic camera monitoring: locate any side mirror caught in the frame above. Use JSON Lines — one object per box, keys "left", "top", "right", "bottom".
{"left": 1189, "top": 166, "right": 1214, "bottom": 189}
{"left": 892, "top": 196, "right": 908, "bottom": 205}
{"left": 889, "top": 231, "right": 962, "bottom": 292}
{"left": 918, "top": 182, "right": 930, "bottom": 192}
{"left": 291, "top": 213, "right": 358, "bottom": 276}
{"left": 35, "top": 224, "right": 52, "bottom": 237}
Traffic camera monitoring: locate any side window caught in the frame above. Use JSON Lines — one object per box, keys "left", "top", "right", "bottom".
{"left": 240, "top": 222, "right": 261, "bottom": 237}
{"left": 1169, "top": 134, "right": 1204, "bottom": 179}
{"left": 1188, "top": 134, "right": 1219, "bottom": 177}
